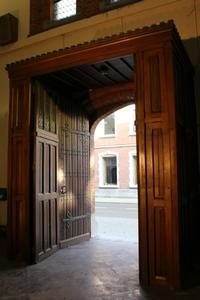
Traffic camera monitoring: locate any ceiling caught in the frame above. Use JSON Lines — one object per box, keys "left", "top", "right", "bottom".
{"left": 37, "top": 54, "right": 135, "bottom": 93}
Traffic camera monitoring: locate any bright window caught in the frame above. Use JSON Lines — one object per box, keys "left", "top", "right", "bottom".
{"left": 104, "top": 114, "right": 115, "bottom": 135}
{"left": 129, "top": 151, "right": 137, "bottom": 187}
{"left": 103, "top": 156, "right": 117, "bottom": 185}
{"left": 54, "top": 0, "right": 76, "bottom": 20}
{"left": 99, "top": 152, "right": 119, "bottom": 187}
{"left": 129, "top": 104, "right": 136, "bottom": 135}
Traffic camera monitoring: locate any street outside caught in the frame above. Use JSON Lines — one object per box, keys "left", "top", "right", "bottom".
{"left": 91, "top": 202, "right": 138, "bottom": 242}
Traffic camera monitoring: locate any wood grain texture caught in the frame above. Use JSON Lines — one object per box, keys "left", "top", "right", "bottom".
{"left": 6, "top": 22, "right": 197, "bottom": 289}
{"left": 33, "top": 81, "right": 59, "bottom": 262}
{"left": 58, "top": 99, "right": 90, "bottom": 243}
{"left": 140, "top": 46, "right": 175, "bottom": 287}
{"left": 7, "top": 79, "right": 31, "bottom": 260}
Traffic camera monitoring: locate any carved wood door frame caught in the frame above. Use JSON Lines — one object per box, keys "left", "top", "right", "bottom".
{"left": 7, "top": 21, "right": 195, "bottom": 289}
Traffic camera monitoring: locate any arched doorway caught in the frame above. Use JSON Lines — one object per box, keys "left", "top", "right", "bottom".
{"left": 6, "top": 21, "right": 199, "bottom": 289}
{"left": 91, "top": 104, "right": 139, "bottom": 264}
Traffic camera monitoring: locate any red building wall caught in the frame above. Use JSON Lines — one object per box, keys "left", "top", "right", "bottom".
{"left": 94, "top": 107, "right": 137, "bottom": 190}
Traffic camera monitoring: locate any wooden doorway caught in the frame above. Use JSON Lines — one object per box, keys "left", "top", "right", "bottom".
{"left": 32, "top": 79, "right": 91, "bottom": 262}
{"left": 7, "top": 21, "right": 199, "bottom": 289}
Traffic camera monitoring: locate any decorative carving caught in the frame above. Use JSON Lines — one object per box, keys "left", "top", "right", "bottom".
{"left": 154, "top": 207, "right": 166, "bottom": 278}
{"left": 149, "top": 55, "right": 162, "bottom": 113}
{"left": 152, "top": 128, "right": 164, "bottom": 199}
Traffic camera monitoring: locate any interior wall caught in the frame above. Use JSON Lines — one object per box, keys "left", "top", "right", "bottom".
{"left": 0, "top": 0, "right": 200, "bottom": 226}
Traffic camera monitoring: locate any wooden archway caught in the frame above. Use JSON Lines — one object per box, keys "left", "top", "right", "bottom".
{"left": 6, "top": 21, "right": 199, "bottom": 289}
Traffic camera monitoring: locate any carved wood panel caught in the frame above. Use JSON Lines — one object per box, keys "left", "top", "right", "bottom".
{"left": 154, "top": 207, "right": 166, "bottom": 277}
{"left": 146, "top": 123, "right": 169, "bottom": 283}
{"left": 10, "top": 82, "right": 26, "bottom": 131}
{"left": 147, "top": 127, "right": 165, "bottom": 201}
{"left": 8, "top": 79, "right": 30, "bottom": 259}
{"left": 33, "top": 81, "right": 59, "bottom": 262}
{"left": 35, "top": 137, "right": 59, "bottom": 262}
{"left": 33, "top": 80, "right": 90, "bottom": 253}
{"left": 140, "top": 48, "right": 172, "bottom": 285}
{"left": 7, "top": 22, "right": 196, "bottom": 290}
{"left": 58, "top": 102, "right": 90, "bottom": 246}
{"left": 143, "top": 49, "right": 166, "bottom": 118}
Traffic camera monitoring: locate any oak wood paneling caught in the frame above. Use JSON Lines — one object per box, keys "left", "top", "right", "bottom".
{"left": 152, "top": 128, "right": 164, "bottom": 200}
{"left": 35, "top": 137, "right": 59, "bottom": 262}
{"left": 154, "top": 207, "right": 166, "bottom": 278}
{"left": 146, "top": 123, "right": 169, "bottom": 284}
{"left": 33, "top": 81, "right": 59, "bottom": 262}
{"left": 58, "top": 100, "right": 90, "bottom": 244}
{"left": 8, "top": 79, "right": 31, "bottom": 260}
{"left": 149, "top": 56, "right": 162, "bottom": 113}
{"left": 7, "top": 22, "right": 197, "bottom": 290}
{"left": 143, "top": 49, "right": 166, "bottom": 118}
{"left": 34, "top": 80, "right": 91, "bottom": 254}
{"left": 140, "top": 48, "right": 174, "bottom": 286}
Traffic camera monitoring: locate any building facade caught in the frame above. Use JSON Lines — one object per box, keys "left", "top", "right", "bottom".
{"left": 94, "top": 104, "right": 138, "bottom": 202}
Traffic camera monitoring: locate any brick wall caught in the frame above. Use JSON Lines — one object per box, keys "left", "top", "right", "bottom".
{"left": 30, "top": 0, "right": 51, "bottom": 35}
{"left": 94, "top": 146, "right": 135, "bottom": 189}
{"left": 29, "top": 0, "right": 136, "bottom": 35}
{"left": 94, "top": 121, "right": 137, "bottom": 189}
{"left": 30, "top": 0, "right": 100, "bottom": 35}
{"left": 77, "top": 0, "right": 99, "bottom": 18}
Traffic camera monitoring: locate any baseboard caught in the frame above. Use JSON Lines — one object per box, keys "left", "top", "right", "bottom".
{"left": 60, "top": 233, "right": 91, "bottom": 249}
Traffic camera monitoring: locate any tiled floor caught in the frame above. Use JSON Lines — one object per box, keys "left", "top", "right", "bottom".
{"left": 1, "top": 235, "right": 200, "bottom": 300}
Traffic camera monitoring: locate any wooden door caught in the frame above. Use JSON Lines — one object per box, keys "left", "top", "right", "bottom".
{"left": 58, "top": 100, "right": 91, "bottom": 247}
{"left": 32, "top": 81, "right": 59, "bottom": 262}
{"left": 7, "top": 22, "right": 198, "bottom": 289}
{"left": 32, "top": 80, "right": 91, "bottom": 260}
{"left": 136, "top": 46, "right": 180, "bottom": 287}
{"left": 7, "top": 79, "right": 31, "bottom": 260}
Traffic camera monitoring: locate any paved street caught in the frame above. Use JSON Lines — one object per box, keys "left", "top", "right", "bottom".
{"left": 95, "top": 202, "right": 138, "bottom": 218}
{"left": 92, "top": 202, "right": 138, "bottom": 242}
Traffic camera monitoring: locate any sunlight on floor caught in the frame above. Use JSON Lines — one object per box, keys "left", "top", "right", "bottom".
{"left": 91, "top": 203, "right": 138, "bottom": 242}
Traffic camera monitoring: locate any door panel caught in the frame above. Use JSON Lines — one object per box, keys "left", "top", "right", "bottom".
{"left": 33, "top": 81, "right": 59, "bottom": 262}
{"left": 7, "top": 79, "right": 31, "bottom": 260}
{"left": 35, "top": 137, "right": 59, "bottom": 262}
{"left": 59, "top": 105, "right": 91, "bottom": 247}
{"left": 33, "top": 80, "right": 91, "bottom": 260}
{"left": 146, "top": 123, "right": 170, "bottom": 284}
{"left": 137, "top": 47, "right": 174, "bottom": 286}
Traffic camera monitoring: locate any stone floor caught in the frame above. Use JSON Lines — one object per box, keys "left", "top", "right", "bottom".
{"left": 1, "top": 234, "right": 200, "bottom": 300}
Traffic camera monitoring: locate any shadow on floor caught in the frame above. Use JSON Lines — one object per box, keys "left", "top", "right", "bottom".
{"left": 1, "top": 235, "right": 200, "bottom": 299}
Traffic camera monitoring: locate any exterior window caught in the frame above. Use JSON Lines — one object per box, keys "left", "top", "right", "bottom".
{"left": 103, "top": 156, "right": 117, "bottom": 185}
{"left": 104, "top": 114, "right": 115, "bottom": 135}
{"left": 98, "top": 152, "right": 119, "bottom": 187}
{"left": 132, "top": 155, "right": 137, "bottom": 186}
{"left": 129, "top": 104, "right": 136, "bottom": 135}
{"left": 53, "top": 0, "right": 76, "bottom": 20}
{"left": 129, "top": 151, "right": 137, "bottom": 187}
